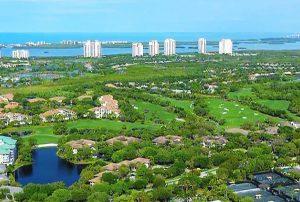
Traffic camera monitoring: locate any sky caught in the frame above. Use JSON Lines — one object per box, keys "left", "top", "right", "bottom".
{"left": 0, "top": 0, "right": 300, "bottom": 33}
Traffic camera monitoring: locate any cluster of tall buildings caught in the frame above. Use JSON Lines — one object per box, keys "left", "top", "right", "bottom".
{"left": 83, "top": 38, "right": 233, "bottom": 58}
{"left": 12, "top": 50, "right": 29, "bottom": 59}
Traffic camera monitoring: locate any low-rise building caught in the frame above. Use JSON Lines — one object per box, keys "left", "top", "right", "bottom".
{"left": 4, "top": 102, "right": 19, "bottom": 109}
{"left": 90, "top": 95, "right": 120, "bottom": 118}
{"left": 0, "top": 136, "right": 17, "bottom": 165}
{"left": 106, "top": 136, "right": 141, "bottom": 145}
{"left": 77, "top": 95, "right": 93, "bottom": 101}
{"left": 152, "top": 135, "right": 182, "bottom": 145}
{"left": 202, "top": 135, "right": 228, "bottom": 148}
{"left": 49, "top": 96, "right": 66, "bottom": 103}
{"left": 66, "top": 139, "right": 96, "bottom": 154}
{"left": 291, "top": 121, "right": 300, "bottom": 129}
{"left": 27, "top": 97, "right": 46, "bottom": 103}
{"left": 89, "top": 158, "right": 151, "bottom": 185}
{"left": 0, "top": 93, "right": 14, "bottom": 103}
{"left": 0, "top": 164, "right": 8, "bottom": 182}
{"left": 0, "top": 112, "right": 30, "bottom": 126}
{"left": 40, "top": 109, "right": 77, "bottom": 122}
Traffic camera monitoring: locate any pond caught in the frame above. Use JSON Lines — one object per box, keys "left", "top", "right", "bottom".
{"left": 15, "top": 147, "right": 85, "bottom": 186}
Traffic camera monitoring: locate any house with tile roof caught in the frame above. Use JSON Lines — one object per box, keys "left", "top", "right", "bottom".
{"left": 39, "top": 109, "right": 77, "bottom": 123}
{"left": 89, "top": 95, "right": 120, "bottom": 119}
{"left": 66, "top": 139, "right": 96, "bottom": 154}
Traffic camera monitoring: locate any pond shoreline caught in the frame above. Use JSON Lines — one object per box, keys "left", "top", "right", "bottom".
{"left": 36, "top": 143, "right": 58, "bottom": 148}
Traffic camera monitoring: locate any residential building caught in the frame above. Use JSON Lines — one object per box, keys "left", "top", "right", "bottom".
{"left": 202, "top": 135, "right": 228, "bottom": 148}
{"left": 106, "top": 136, "right": 141, "bottom": 145}
{"left": 149, "top": 40, "right": 160, "bottom": 56}
{"left": 83, "top": 40, "right": 101, "bottom": 58}
{"left": 89, "top": 158, "right": 151, "bottom": 185}
{"left": 49, "top": 96, "right": 66, "bottom": 103}
{"left": 39, "top": 109, "right": 77, "bottom": 123}
{"left": 152, "top": 135, "right": 182, "bottom": 145}
{"left": 198, "top": 38, "right": 207, "bottom": 54}
{"left": 164, "top": 39, "right": 176, "bottom": 56}
{"left": 12, "top": 50, "right": 29, "bottom": 59}
{"left": 4, "top": 102, "right": 19, "bottom": 109}
{"left": 77, "top": 95, "right": 93, "bottom": 101}
{"left": 89, "top": 95, "right": 120, "bottom": 118}
{"left": 132, "top": 43, "right": 144, "bottom": 57}
{"left": 0, "top": 164, "right": 8, "bottom": 182}
{"left": 291, "top": 121, "right": 300, "bottom": 129}
{"left": 0, "top": 113, "right": 29, "bottom": 126}
{"left": 0, "top": 136, "right": 17, "bottom": 165}
{"left": 27, "top": 97, "right": 46, "bottom": 103}
{"left": 219, "top": 39, "right": 233, "bottom": 55}
{"left": 0, "top": 94, "right": 14, "bottom": 103}
{"left": 66, "top": 139, "right": 96, "bottom": 154}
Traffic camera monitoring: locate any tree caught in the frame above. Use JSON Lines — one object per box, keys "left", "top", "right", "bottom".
{"left": 53, "top": 122, "right": 68, "bottom": 135}
{"left": 152, "top": 187, "right": 173, "bottom": 202}
{"left": 71, "top": 189, "right": 88, "bottom": 201}
{"left": 175, "top": 174, "right": 200, "bottom": 199}
{"left": 87, "top": 192, "right": 110, "bottom": 202}
{"left": 132, "top": 178, "right": 148, "bottom": 190}
{"left": 101, "top": 172, "right": 118, "bottom": 184}
{"left": 45, "top": 189, "right": 72, "bottom": 202}
{"left": 193, "top": 155, "right": 210, "bottom": 169}
{"left": 152, "top": 175, "right": 166, "bottom": 188}
{"left": 241, "top": 196, "right": 254, "bottom": 202}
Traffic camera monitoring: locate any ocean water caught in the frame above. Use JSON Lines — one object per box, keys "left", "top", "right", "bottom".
{"left": 0, "top": 32, "right": 299, "bottom": 57}
{"left": 0, "top": 32, "right": 289, "bottom": 44}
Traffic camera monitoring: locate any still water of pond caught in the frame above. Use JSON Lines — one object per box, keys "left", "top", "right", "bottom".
{"left": 15, "top": 147, "right": 85, "bottom": 186}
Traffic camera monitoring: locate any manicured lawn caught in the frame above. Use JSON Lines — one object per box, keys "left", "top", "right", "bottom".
{"left": 67, "top": 119, "right": 159, "bottom": 130}
{"left": 1, "top": 119, "right": 160, "bottom": 144}
{"left": 228, "top": 88, "right": 256, "bottom": 99}
{"left": 130, "top": 100, "right": 177, "bottom": 123}
{"left": 2, "top": 125, "right": 60, "bottom": 144}
{"left": 150, "top": 94, "right": 194, "bottom": 114}
{"left": 257, "top": 99, "right": 290, "bottom": 110}
{"left": 206, "top": 98, "right": 281, "bottom": 128}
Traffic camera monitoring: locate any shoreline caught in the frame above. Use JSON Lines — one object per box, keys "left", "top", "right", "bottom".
{"left": 36, "top": 143, "right": 58, "bottom": 148}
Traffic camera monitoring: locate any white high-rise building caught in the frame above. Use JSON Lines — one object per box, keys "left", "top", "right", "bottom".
{"left": 149, "top": 40, "right": 160, "bottom": 56}
{"left": 83, "top": 40, "right": 102, "bottom": 58}
{"left": 132, "top": 43, "right": 144, "bottom": 57}
{"left": 219, "top": 39, "right": 233, "bottom": 55}
{"left": 198, "top": 38, "right": 207, "bottom": 54}
{"left": 164, "top": 39, "right": 176, "bottom": 56}
{"left": 12, "top": 50, "right": 29, "bottom": 59}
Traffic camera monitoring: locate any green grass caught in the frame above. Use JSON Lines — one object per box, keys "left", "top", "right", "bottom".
{"left": 228, "top": 88, "right": 256, "bottom": 99}
{"left": 67, "top": 119, "right": 159, "bottom": 130}
{"left": 1, "top": 119, "right": 160, "bottom": 144}
{"left": 130, "top": 100, "right": 177, "bottom": 123}
{"left": 206, "top": 98, "right": 281, "bottom": 128}
{"left": 0, "top": 65, "right": 197, "bottom": 95}
{"left": 149, "top": 94, "right": 194, "bottom": 114}
{"left": 257, "top": 99, "right": 290, "bottom": 110}
{"left": 2, "top": 125, "right": 59, "bottom": 144}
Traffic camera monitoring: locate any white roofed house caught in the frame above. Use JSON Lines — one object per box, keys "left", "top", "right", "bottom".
{"left": 39, "top": 109, "right": 77, "bottom": 123}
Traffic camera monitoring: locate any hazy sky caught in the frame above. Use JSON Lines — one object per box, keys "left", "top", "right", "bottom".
{"left": 1, "top": 0, "right": 299, "bottom": 33}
